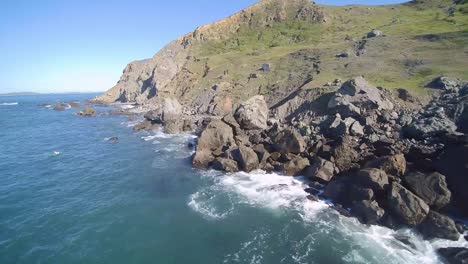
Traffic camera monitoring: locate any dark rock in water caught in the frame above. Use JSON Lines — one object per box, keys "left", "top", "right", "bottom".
{"left": 78, "top": 106, "right": 97, "bottom": 117}
{"left": 328, "top": 77, "right": 393, "bottom": 118}
{"left": 53, "top": 103, "right": 68, "bottom": 111}
{"left": 426, "top": 76, "right": 462, "bottom": 92}
{"left": 438, "top": 247, "right": 468, "bottom": 264}
{"left": 367, "top": 29, "right": 383, "bottom": 38}
{"left": 212, "top": 158, "right": 239, "bottom": 173}
{"left": 323, "top": 177, "right": 350, "bottom": 203}
{"left": 351, "top": 200, "right": 385, "bottom": 225}
{"left": 230, "top": 146, "right": 259, "bottom": 172}
{"left": 68, "top": 101, "right": 81, "bottom": 108}
{"left": 282, "top": 156, "right": 310, "bottom": 176}
{"left": 332, "top": 204, "right": 352, "bottom": 217}
{"left": 365, "top": 154, "right": 406, "bottom": 177}
{"left": 405, "top": 172, "right": 451, "bottom": 210}
{"left": 304, "top": 157, "right": 337, "bottom": 183}
{"left": 197, "top": 120, "right": 235, "bottom": 151}
{"left": 355, "top": 168, "right": 389, "bottom": 192}
{"left": 192, "top": 150, "right": 214, "bottom": 169}
{"left": 436, "top": 144, "right": 468, "bottom": 216}
{"left": 387, "top": 182, "right": 430, "bottom": 226}
{"left": 418, "top": 211, "right": 460, "bottom": 241}
{"left": 133, "top": 120, "right": 155, "bottom": 132}
{"left": 234, "top": 95, "right": 268, "bottom": 130}
{"left": 273, "top": 128, "right": 306, "bottom": 154}
{"left": 107, "top": 137, "right": 119, "bottom": 143}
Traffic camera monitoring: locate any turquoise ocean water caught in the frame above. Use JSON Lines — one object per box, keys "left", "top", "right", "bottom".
{"left": 0, "top": 94, "right": 466, "bottom": 264}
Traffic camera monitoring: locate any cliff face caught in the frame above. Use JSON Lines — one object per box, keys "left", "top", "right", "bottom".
{"left": 96, "top": 0, "right": 468, "bottom": 109}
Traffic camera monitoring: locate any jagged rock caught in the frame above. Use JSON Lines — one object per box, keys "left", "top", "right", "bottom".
{"left": 367, "top": 29, "right": 383, "bottom": 38}
{"left": 387, "top": 182, "right": 430, "bottom": 226}
{"left": 418, "top": 211, "right": 460, "bottom": 241}
{"left": 197, "top": 120, "right": 235, "bottom": 151}
{"left": 355, "top": 168, "right": 389, "bottom": 192}
{"left": 212, "top": 158, "right": 239, "bottom": 173}
{"left": 455, "top": 99, "right": 468, "bottom": 133}
{"left": 208, "top": 96, "right": 233, "bottom": 116}
{"left": 304, "top": 157, "right": 337, "bottom": 183}
{"left": 145, "top": 97, "right": 182, "bottom": 123}
{"left": 438, "top": 247, "right": 468, "bottom": 264}
{"left": 427, "top": 76, "right": 462, "bottom": 92}
{"left": 273, "top": 128, "right": 306, "bottom": 154}
{"left": 436, "top": 144, "right": 468, "bottom": 216}
{"left": 365, "top": 154, "right": 406, "bottom": 177}
{"left": 352, "top": 200, "right": 385, "bottom": 224}
{"left": 350, "top": 120, "right": 365, "bottom": 136}
{"left": 283, "top": 156, "right": 310, "bottom": 176}
{"left": 234, "top": 95, "right": 269, "bottom": 130}
{"left": 192, "top": 150, "right": 214, "bottom": 169}
{"left": 405, "top": 172, "right": 451, "bottom": 210}
{"left": 328, "top": 77, "right": 394, "bottom": 118}
{"left": 78, "top": 106, "right": 96, "bottom": 117}
{"left": 230, "top": 145, "right": 259, "bottom": 172}
{"left": 405, "top": 115, "right": 458, "bottom": 139}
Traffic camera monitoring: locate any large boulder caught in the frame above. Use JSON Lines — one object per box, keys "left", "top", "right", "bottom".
{"left": 355, "top": 168, "right": 389, "bottom": 192}
{"left": 365, "top": 154, "right": 406, "bottom": 177}
{"left": 212, "top": 158, "right": 239, "bottom": 173}
{"left": 405, "top": 115, "right": 458, "bottom": 140}
{"left": 273, "top": 128, "right": 306, "bottom": 154}
{"left": 438, "top": 247, "right": 468, "bottom": 264}
{"left": 436, "top": 144, "right": 468, "bottom": 216}
{"left": 333, "top": 137, "right": 360, "bottom": 172}
{"left": 418, "top": 211, "right": 460, "bottom": 241}
{"left": 351, "top": 200, "right": 385, "bottom": 225}
{"left": 304, "top": 157, "right": 337, "bottom": 183}
{"left": 328, "top": 77, "right": 394, "bottom": 117}
{"left": 197, "top": 120, "right": 235, "bottom": 151}
{"left": 192, "top": 150, "right": 215, "bottom": 169}
{"left": 405, "top": 172, "right": 451, "bottom": 210}
{"left": 283, "top": 156, "right": 310, "bottom": 176}
{"left": 234, "top": 95, "right": 269, "bottom": 130}
{"left": 387, "top": 182, "right": 430, "bottom": 226}
{"left": 230, "top": 146, "right": 259, "bottom": 172}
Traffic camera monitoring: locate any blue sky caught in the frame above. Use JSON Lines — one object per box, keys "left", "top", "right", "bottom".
{"left": 0, "top": 0, "right": 407, "bottom": 93}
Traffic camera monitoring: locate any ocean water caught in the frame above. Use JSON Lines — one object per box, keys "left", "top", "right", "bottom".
{"left": 0, "top": 94, "right": 467, "bottom": 264}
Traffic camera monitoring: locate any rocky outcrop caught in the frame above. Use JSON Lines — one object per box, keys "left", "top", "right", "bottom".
{"left": 355, "top": 168, "right": 389, "bottom": 192}
{"left": 304, "top": 157, "right": 336, "bottom": 183}
{"left": 78, "top": 106, "right": 97, "bottom": 117}
{"left": 273, "top": 128, "right": 306, "bottom": 154}
{"left": 234, "top": 95, "right": 269, "bottom": 130}
{"left": 352, "top": 200, "right": 385, "bottom": 225}
{"left": 197, "top": 120, "right": 235, "bottom": 151}
{"left": 328, "top": 76, "right": 394, "bottom": 118}
{"left": 365, "top": 154, "right": 406, "bottom": 177}
{"left": 438, "top": 247, "right": 468, "bottom": 264}
{"left": 230, "top": 146, "right": 259, "bottom": 172}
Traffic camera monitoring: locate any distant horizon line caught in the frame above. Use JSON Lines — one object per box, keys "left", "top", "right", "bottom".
{"left": 0, "top": 91, "right": 104, "bottom": 96}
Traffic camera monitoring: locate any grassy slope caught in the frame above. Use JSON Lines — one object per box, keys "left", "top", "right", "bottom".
{"left": 179, "top": 0, "right": 467, "bottom": 104}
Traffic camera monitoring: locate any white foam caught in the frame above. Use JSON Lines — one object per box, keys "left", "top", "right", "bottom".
{"left": 0, "top": 102, "right": 18, "bottom": 106}
{"left": 120, "top": 104, "right": 136, "bottom": 110}
{"left": 190, "top": 169, "right": 467, "bottom": 263}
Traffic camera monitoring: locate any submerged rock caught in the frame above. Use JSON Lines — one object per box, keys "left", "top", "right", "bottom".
{"left": 78, "top": 106, "right": 97, "bottom": 117}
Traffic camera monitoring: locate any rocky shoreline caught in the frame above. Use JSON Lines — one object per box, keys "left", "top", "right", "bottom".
{"left": 117, "top": 76, "right": 468, "bottom": 263}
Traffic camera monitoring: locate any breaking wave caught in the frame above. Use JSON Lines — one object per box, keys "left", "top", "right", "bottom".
{"left": 0, "top": 102, "right": 18, "bottom": 106}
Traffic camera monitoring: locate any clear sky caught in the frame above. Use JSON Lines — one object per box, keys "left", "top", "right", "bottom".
{"left": 0, "top": 0, "right": 407, "bottom": 93}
